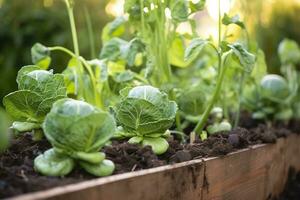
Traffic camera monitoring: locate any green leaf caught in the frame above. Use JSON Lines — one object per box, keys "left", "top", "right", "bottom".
{"left": 278, "top": 38, "right": 300, "bottom": 65}
{"left": 73, "top": 152, "right": 105, "bottom": 164}
{"left": 11, "top": 121, "right": 41, "bottom": 132}
{"left": 3, "top": 90, "right": 44, "bottom": 122}
{"left": 142, "top": 137, "right": 169, "bottom": 155}
{"left": 128, "top": 136, "right": 143, "bottom": 144}
{"left": 184, "top": 38, "right": 209, "bottom": 61}
{"left": 126, "top": 38, "right": 145, "bottom": 67}
{"left": 222, "top": 13, "right": 245, "bottom": 29}
{"left": 43, "top": 98, "right": 116, "bottom": 154}
{"left": 102, "top": 17, "right": 126, "bottom": 42}
{"left": 34, "top": 149, "right": 75, "bottom": 177}
{"left": 80, "top": 159, "right": 115, "bottom": 177}
{"left": 16, "top": 65, "right": 41, "bottom": 87}
{"left": 189, "top": 0, "right": 206, "bottom": 13}
{"left": 228, "top": 43, "right": 256, "bottom": 72}
{"left": 31, "top": 43, "right": 51, "bottom": 69}
{"left": 171, "top": 0, "right": 189, "bottom": 23}
{"left": 100, "top": 38, "right": 128, "bottom": 61}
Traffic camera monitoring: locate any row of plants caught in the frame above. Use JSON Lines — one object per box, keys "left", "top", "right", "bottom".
{"left": 2, "top": 0, "right": 300, "bottom": 178}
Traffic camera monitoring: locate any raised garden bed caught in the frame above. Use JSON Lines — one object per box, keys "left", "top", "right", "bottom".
{"left": 4, "top": 133, "right": 299, "bottom": 200}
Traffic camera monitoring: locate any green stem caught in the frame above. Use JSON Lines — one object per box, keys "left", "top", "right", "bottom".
{"left": 192, "top": 53, "right": 230, "bottom": 134}
{"left": 80, "top": 58, "right": 104, "bottom": 109}
{"left": 64, "top": 0, "right": 80, "bottom": 56}
{"left": 218, "top": 0, "right": 222, "bottom": 47}
{"left": 84, "top": 6, "right": 96, "bottom": 59}
{"left": 49, "top": 46, "right": 103, "bottom": 109}
{"left": 175, "top": 113, "right": 183, "bottom": 132}
{"left": 49, "top": 46, "right": 76, "bottom": 57}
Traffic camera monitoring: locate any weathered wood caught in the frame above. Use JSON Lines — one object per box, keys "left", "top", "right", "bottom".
{"left": 12, "top": 160, "right": 204, "bottom": 200}
{"left": 9, "top": 134, "right": 300, "bottom": 200}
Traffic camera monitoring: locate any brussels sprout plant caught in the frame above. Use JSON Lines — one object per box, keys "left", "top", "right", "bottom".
{"left": 114, "top": 86, "right": 177, "bottom": 155}
{"left": 35, "top": 98, "right": 116, "bottom": 176}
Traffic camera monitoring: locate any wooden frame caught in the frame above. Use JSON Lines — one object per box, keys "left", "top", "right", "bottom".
{"left": 9, "top": 134, "right": 300, "bottom": 200}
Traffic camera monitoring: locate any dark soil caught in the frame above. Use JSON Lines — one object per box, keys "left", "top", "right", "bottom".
{"left": 0, "top": 119, "right": 298, "bottom": 199}
{"left": 273, "top": 168, "right": 300, "bottom": 200}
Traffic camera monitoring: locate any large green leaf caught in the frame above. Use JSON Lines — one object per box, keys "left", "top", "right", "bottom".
{"left": 3, "top": 90, "right": 44, "bottom": 122}
{"left": 43, "top": 99, "right": 116, "bottom": 153}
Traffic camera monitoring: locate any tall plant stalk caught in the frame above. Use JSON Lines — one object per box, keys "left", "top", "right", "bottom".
{"left": 63, "top": 0, "right": 103, "bottom": 109}
{"left": 191, "top": 0, "right": 228, "bottom": 140}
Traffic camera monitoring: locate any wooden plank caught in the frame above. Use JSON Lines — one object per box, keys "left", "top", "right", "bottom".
{"left": 9, "top": 134, "right": 300, "bottom": 200}
{"left": 11, "top": 160, "right": 204, "bottom": 200}
{"left": 202, "top": 146, "right": 269, "bottom": 200}
{"left": 264, "top": 138, "right": 287, "bottom": 199}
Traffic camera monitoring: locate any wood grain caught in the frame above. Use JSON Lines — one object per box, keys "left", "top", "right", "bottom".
{"left": 10, "top": 134, "right": 300, "bottom": 200}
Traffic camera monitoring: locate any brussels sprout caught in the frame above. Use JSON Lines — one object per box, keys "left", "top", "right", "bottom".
{"left": 34, "top": 98, "right": 116, "bottom": 177}
{"left": 260, "top": 74, "right": 289, "bottom": 101}
{"left": 114, "top": 86, "right": 178, "bottom": 155}
{"left": 3, "top": 66, "right": 67, "bottom": 133}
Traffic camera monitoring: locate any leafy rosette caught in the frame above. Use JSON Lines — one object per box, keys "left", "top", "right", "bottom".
{"left": 34, "top": 98, "right": 116, "bottom": 177}
{"left": 3, "top": 65, "right": 66, "bottom": 133}
{"left": 114, "top": 86, "right": 178, "bottom": 155}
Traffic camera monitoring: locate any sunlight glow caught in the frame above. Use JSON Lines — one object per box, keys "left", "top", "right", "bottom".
{"left": 105, "top": 0, "right": 125, "bottom": 17}
{"left": 207, "top": 0, "right": 232, "bottom": 21}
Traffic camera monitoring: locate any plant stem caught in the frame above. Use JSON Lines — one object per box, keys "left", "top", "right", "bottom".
{"left": 49, "top": 46, "right": 103, "bottom": 109}
{"left": 84, "top": 6, "right": 96, "bottom": 59}
{"left": 64, "top": 0, "right": 80, "bottom": 56}
{"left": 192, "top": 53, "right": 228, "bottom": 135}
{"left": 49, "top": 46, "right": 76, "bottom": 57}
{"left": 218, "top": 0, "right": 222, "bottom": 47}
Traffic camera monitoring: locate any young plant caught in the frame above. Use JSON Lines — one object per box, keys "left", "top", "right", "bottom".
{"left": 113, "top": 86, "right": 178, "bottom": 155}
{"left": 184, "top": 0, "right": 255, "bottom": 141}
{"left": 278, "top": 39, "right": 300, "bottom": 118}
{"left": 34, "top": 98, "right": 116, "bottom": 177}
{"left": 243, "top": 39, "right": 300, "bottom": 122}
{"left": 243, "top": 74, "right": 291, "bottom": 123}
{"left": 3, "top": 66, "right": 66, "bottom": 137}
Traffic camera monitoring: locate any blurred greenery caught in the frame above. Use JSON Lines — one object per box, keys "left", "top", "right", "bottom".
{"left": 1, "top": 0, "right": 300, "bottom": 105}
{"left": 0, "top": 0, "right": 111, "bottom": 105}
{"left": 238, "top": 0, "right": 300, "bottom": 73}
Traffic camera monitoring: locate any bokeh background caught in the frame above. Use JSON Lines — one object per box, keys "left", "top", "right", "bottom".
{"left": 0, "top": 0, "right": 300, "bottom": 104}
